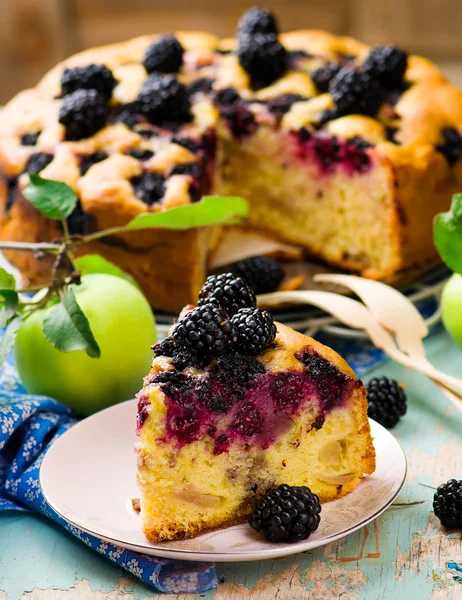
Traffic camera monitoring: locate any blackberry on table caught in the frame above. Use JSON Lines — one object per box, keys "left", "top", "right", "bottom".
{"left": 130, "top": 172, "right": 166, "bottom": 205}
{"left": 237, "top": 7, "right": 279, "bottom": 38}
{"left": 137, "top": 74, "right": 191, "bottom": 125}
{"left": 436, "top": 127, "right": 462, "bottom": 166}
{"left": 366, "top": 376, "right": 407, "bottom": 429}
{"left": 311, "top": 62, "right": 342, "bottom": 94}
{"left": 79, "top": 151, "right": 108, "bottom": 175}
{"left": 24, "top": 153, "right": 53, "bottom": 174}
{"left": 238, "top": 34, "right": 287, "bottom": 89}
{"left": 364, "top": 45, "right": 408, "bottom": 89}
{"left": 234, "top": 255, "right": 284, "bottom": 294}
{"left": 172, "top": 304, "right": 235, "bottom": 357}
{"left": 60, "top": 64, "right": 117, "bottom": 100}
{"left": 250, "top": 484, "right": 321, "bottom": 543}
{"left": 198, "top": 273, "right": 256, "bottom": 316}
{"left": 433, "top": 479, "right": 462, "bottom": 529}
{"left": 143, "top": 34, "right": 184, "bottom": 74}
{"left": 21, "top": 132, "right": 40, "bottom": 146}
{"left": 59, "top": 89, "right": 109, "bottom": 140}
{"left": 231, "top": 307, "right": 277, "bottom": 355}
{"left": 329, "top": 67, "right": 383, "bottom": 117}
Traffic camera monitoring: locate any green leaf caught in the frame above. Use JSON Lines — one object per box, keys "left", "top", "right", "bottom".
{"left": 126, "top": 196, "right": 248, "bottom": 231}
{"left": 43, "top": 287, "right": 101, "bottom": 358}
{"left": 74, "top": 255, "right": 141, "bottom": 290}
{"left": 0, "top": 290, "right": 19, "bottom": 328}
{"left": 0, "top": 268, "right": 16, "bottom": 290}
{"left": 434, "top": 194, "right": 462, "bottom": 275}
{"left": 0, "top": 317, "right": 21, "bottom": 369}
{"left": 23, "top": 174, "right": 77, "bottom": 220}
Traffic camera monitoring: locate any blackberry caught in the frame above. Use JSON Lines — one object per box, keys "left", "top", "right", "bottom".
{"left": 21, "top": 132, "right": 40, "bottom": 146}
{"left": 238, "top": 34, "right": 288, "bottom": 89}
{"left": 79, "top": 151, "right": 108, "bottom": 175}
{"left": 60, "top": 64, "right": 117, "bottom": 100}
{"left": 188, "top": 77, "right": 214, "bottom": 96}
{"left": 329, "top": 67, "right": 383, "bottom": 117}
{"left": 433, "top": 479, "right": 462, "bottom": 529}
{"left": 143, "top": 34, "right": 184, "bottom": 74}
{"left": 59, "top": 89, "right": 109, "bottom": 140}
{"left": 231, "top": 401, "right": 264, "bottom": 437}
{"left": 234, "top": 255, "right": 284, "bottom": 294}
{"left": 266, "top": 94, "right": 307, "bottom": 117}
{"left": 170, "top": 162, "right": 202, "bottom": 177}
{"left": 364, "top": 45, "right": 408, "bottom": 89}
{"left": 436, "top": 128, "right": 462, "bottom": 167}
{"left": 366, "top": 376, "right": 407, "bottom": 429}
{"left": 130, "top": 172, "right": 166, "bottom": 205}
{"left": 24, "top": 152, "right": 54, "bottom": 174}
{"left": 110, "top": 102, "right": 142, "bottom": 128}
{"left": 136, "top": 74, "right": 191, "bottom": 126}
{"left": 126, "top": 148, "right": 155, "bottom": 161}
{"left": 198, "top": 273, "right": 256, "bottom": 316}
{"left": 171, "top": 136, "right": 202, "bottom": 153}
{"left": 219, "top": 102, "right": 257, "bottom": 140}
{"left": 237, "top": 7, "right": 279, "bottom": 37}
{"left": 231, "top": 307, "right": 277, "bottom": 355}
{"left": 311, "top": 62, "right": 342, "bottom": 94}
{"left": 249, "top": 484, "right": 321, "bottom": 542}
{"left": 152, "top": 337, "right": 209, "bottom": 371}
{"left": 152, "top": 337, "right": 176, "bottom": 358}
{"left": 347, "top": 136, "right": 373, "bottom": 151}
{"left": 172, "top": 304, "right": 235, "bottom": 356}
{"left": 214, "top": 87, "right": 241, "bottom": 106}
{"left": 298, "top": 350, "right": 350, "bottom": 410}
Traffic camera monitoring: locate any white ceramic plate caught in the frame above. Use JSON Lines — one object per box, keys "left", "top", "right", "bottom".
{"left": 40, "top": 399, "right": 406, "bottom": 562}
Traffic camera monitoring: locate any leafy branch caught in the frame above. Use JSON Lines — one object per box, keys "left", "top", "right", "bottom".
{"left": 434, "top": 193, "right": 462, "bottom": 275}
{"left": 0, "top": 174, "right": 248, "bottom": 368}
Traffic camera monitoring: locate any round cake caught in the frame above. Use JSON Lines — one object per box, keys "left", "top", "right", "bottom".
{"left": 1, "top": 8, "right": 462, "bottom": 311}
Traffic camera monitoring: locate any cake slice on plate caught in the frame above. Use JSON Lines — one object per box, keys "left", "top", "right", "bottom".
{"left": 135, "top": 274, "right": 375, "bottom": 542}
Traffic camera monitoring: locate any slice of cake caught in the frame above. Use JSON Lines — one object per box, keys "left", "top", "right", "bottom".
{"left": 135, "top": 274, "right": 375, "bottom": 542}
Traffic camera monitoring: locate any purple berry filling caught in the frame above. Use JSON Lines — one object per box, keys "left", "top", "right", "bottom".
{"left": 292, "top": 130, "right": 373, "bottom": 175}
{"left": 137, "top": 348, "right": 356, "bottom": 453}
{"left": 218, "top": 102, "right": 257, "bottom": 140}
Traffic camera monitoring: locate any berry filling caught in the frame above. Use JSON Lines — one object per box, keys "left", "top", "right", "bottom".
{"left": 291, "top": 131, "right": 373, "bottom": 175}
{"left": 139, "top": 346, "right": 355, "bottom": 452}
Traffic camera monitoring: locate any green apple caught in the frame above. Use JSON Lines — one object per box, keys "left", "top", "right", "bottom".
{"left": 441, "top": 273, "right": 462, "bottom": 349}
{"left": 15, "top": 273, "right": 156, "bottom": 416}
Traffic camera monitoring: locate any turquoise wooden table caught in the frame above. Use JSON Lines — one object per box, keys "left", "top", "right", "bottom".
{"left": 1, "top": 328, "right": 461, "bottom": 600}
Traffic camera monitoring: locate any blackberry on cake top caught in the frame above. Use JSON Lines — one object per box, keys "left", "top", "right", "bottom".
{"left": 238, "top": 34, "right": 288, "bottom": 89}
{"left": 329, "top": 67, "right": 383, "bottom": 117}
{"left": 198, "top": 273, "right": 256, "bottom": 316}
{"left": 59, "top": 89, "right": 109, "bottom": 140}
{"left": 436, "top": 128, "right": 462, "bottom": 166}
{"left": 143, "top": 34, "right": 185, "bottom": 74}
{"left": 237, "top": 7, "right": 279, "bottom": 37}
{"left": 130, "top": 172, "right": 166, "bottom": 205}
{"left": 311, "top": 62, "right": 342, "bottom": 94}
{"left": 60, "top": 64, "right": 117, "bottom": 100}
{"left": 137, "top": 74, "right": 191, "bottom": 125}
{"left": 231, "top": 307, "right": 277, "bottom": 355}
{"left": 364, "top": 45, "right": 408, "bottom": 89}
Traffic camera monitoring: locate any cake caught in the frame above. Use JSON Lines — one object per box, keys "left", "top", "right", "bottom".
{"left": 135, "top": 273, "right": 375, "bottom": 542}
{"left": 1, "top": 8, "right": 462, "bottom": 311}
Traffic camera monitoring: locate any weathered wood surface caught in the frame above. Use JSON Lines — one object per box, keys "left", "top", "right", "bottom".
{"left": 1, "top": 328, "right": 461, "bottom": 599}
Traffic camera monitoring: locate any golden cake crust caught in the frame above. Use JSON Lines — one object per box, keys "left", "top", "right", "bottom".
{"left": 1, "top": 27, "right": 461, "bottom": 306}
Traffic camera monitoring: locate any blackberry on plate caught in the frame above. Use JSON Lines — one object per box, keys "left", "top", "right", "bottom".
{"left": 59, "top": 89, "right": 109, "bottom": 140}
{"left": 249, "top": 484, "right": 321, "bottom": 542}
{"left": 433, "top": 479, "right": 462, "bottom": 529}
{"left": 237, "top": 7, "right": 279, "bottom": 38}
{"left": 79, "top": 151, "right": 108, "bottom": 175}
{"left": 24, "top": 152, "right": 53, "bottom": 174}
{"left": 364, "top": 45, "right": 408, "bottom": 89}
{"left": 366, "top": 376, "right": 407, "bottom": 429}
{"left": 238, "top": 34, "right": 287, "bottom": 89}
{"left": 234, "top": 255, "right": 284, "bottom": 294}
{"left": 143, "top": 34, "right": 184, "bottom": 74}
{"left": 198, "top": 273, "right": 256, "bottom": 316}
{"left": 130, "top": 172, "right": 166, "bottom": 205}
{"left": 172, "top": 304, "right": 235, "bottom": 356}
{"left": 231, "top": 307, "right": 277, "bottom": 355}
{"left": 60, "top": 64, "right": 117, "bottom": 100}
{"left": 21, "top": 132, "right": 40, "bottom": 146}
{"left": 137, "top": 74, "right": 191, "bottom": 125}
{"left": 329, "top": 67, "right": 383, "bottom": 117}
{"left": 311, "top": 62, "right": 342, "bottom": 94}
{"left": 436, "top": 127, "right": 462, "bottom": 166}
